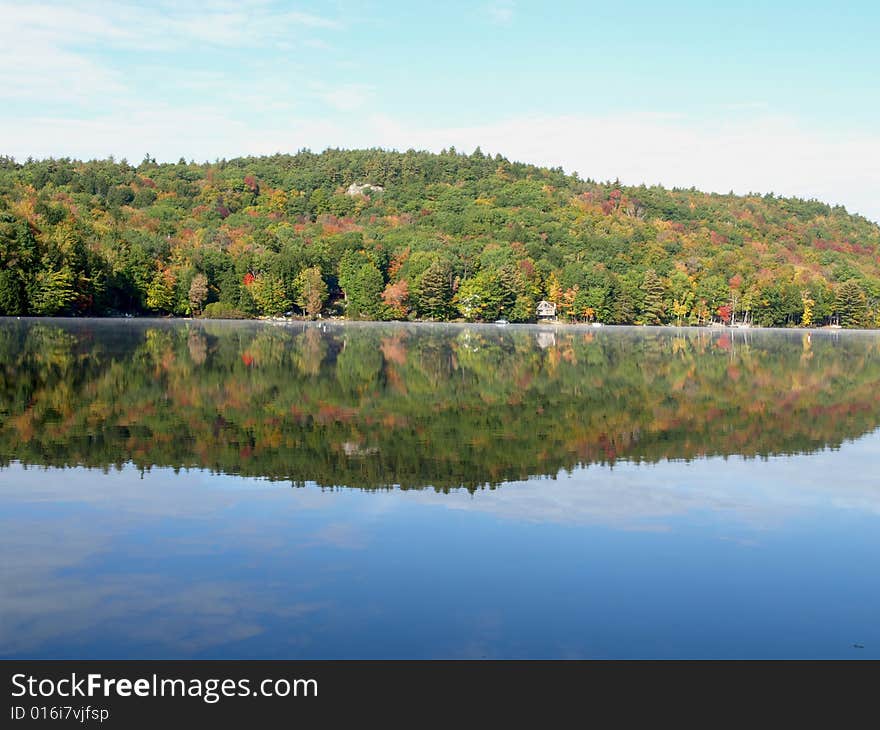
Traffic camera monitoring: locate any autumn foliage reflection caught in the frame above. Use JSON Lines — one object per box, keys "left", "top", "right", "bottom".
{"left": 1, "top": 320, "right": 879, "bottom": 491}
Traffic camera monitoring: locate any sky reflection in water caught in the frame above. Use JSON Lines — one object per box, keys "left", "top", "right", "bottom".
{"left": 1, "top": 320, "right": 879, "bottom": 658}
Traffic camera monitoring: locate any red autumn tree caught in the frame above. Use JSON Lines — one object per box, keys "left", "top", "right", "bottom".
{"left": 382, "top": 279, "right": 410, "bottom": 319}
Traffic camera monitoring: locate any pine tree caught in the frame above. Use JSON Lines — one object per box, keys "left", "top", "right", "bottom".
{"left": 417, "top": 262, "right": 452, "bottom": 320}
{"left": 640, "top": 269, "right": 667, "bottom": 325}
{"left": 834, "top": 279, "right": 867, "bottom": 328}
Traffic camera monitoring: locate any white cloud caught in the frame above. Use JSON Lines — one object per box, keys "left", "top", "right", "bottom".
{"left": 0, "top": 6, "right": 126, "bottom": 101}
{"left": 486, "top": 0, "right": 515, "bottom": 25}
{"left": 0, "top": 1, "right": 342, "bottom": 103}
{"left": 2, "top": 431, "right": 879, "bottom": 655}
{"left": 405, "top": 430, "right": 880, "bottom": 529}
{"left": 0, "top": 1, "right": 340, "bottom": 50}
{"left": 311, "top": 82, "right": 375, "bottom": 112}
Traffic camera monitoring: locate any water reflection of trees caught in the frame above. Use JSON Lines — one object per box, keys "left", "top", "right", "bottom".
{"left": 1, "top": 320, "right": 879, "bottom": 491}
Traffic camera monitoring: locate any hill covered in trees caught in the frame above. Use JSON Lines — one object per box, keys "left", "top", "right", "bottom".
{"left": 1, "top": 148, "right": 879, "bottom": 327}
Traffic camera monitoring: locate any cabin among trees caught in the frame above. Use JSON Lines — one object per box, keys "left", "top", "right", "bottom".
{"left": 536, "top": 300, "right": 557, "bottom": 321}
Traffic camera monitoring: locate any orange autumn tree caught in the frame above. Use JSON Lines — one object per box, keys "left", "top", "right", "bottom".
{"left": 382, "top": 279, "right": 410, "bottom": 319}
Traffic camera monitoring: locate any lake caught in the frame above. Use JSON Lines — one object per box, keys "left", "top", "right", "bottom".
{"left": 1, "top": 318, "right": 879, "bottom": 658}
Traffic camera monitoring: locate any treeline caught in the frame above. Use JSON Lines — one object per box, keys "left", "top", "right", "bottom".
{"left": 2, "top": 320, "right": 879, "bottom": 490}
{"left": 1, "top": 148, "right": 879, "bottom": 327}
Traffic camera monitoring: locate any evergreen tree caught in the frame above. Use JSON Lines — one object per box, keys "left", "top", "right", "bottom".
{"left": 0, "top": 270, "right": 25, "bottom": 315}
{"left": 834, "top": 279, "right": 867, "bottom": 328}
{"left": 417, "top": 262, "right": 452, "bottom": 319}
{"left": 640, "top": 269, "right": 667, "bottom": 325}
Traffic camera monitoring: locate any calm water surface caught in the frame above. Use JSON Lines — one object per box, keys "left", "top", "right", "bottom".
{"left": 1, "top": 318, "right": 879, "bottom": 658}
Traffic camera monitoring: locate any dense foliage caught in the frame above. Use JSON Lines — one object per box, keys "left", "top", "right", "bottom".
{"left": 2, "top": 320, "right": 879, "bottom": 490}
{"left": 1, "top": 149, "right": 879, "bottom": 327}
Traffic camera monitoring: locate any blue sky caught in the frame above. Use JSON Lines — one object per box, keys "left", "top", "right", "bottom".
{"left": 2, "top": 1, "right": 879, "bottom": 220}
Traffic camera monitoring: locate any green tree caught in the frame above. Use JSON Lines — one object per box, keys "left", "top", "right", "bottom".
{"left": 417, "top": 261, "right": 452, "bottom": 319}
{"left": 294, "top": 266, "right": 328, "bottom": 318}
{"left": 639, "top": 269, "right": 667, "bottom": 325}
{"left": 308, "top": 188, "right": 330, "bottom": 217}
{"left": 455, "top": 269, "right": 512, "bottom": 321}
{"left": 146, "top": 269, "right": 176, "bottom": 313}
{"left": 250, "top": 274, "right": 291, "bottom": 317}
{"left": 834, "top": 279, "right": 867, "bottom": 328}
{"left": 28, "top": 264, "right": 76, "bottom": 315}
{"left": 0, "top": 269, "right": 25, "bottom": 315}
{"left": 340, "top": 260, "right": 385, "bottom": 319}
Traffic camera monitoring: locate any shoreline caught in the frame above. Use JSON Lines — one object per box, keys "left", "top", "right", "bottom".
{"left": 3, "top": 315, "right": 879, "bottom": 335}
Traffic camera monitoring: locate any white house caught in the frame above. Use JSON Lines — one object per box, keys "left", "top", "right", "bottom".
{"left": 536, "top": 300, "right": 557, "bottom": 321}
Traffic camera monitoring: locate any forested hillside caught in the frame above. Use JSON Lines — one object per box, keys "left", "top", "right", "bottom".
{"left": 1, "top": 148, "right": 878, "bottom": 327}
